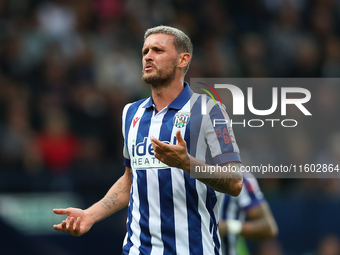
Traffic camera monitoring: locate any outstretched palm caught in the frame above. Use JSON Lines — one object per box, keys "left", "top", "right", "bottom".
{"left": 53, "top": 207, "right": 94, "bottom": 236}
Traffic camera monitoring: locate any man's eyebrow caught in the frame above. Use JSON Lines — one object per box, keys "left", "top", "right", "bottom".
{"left": 142, "top": 45, "right": 164, "bottom": 53}
{"left": 151, "top": 45, "right": 164, "bottom": 50}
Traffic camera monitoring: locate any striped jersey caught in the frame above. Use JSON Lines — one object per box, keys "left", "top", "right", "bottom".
{"left": 219, "top": 173, "right": 265, "bottom": 255}
{"left": 121, "top": 82, "right": 241, "bottom": 255}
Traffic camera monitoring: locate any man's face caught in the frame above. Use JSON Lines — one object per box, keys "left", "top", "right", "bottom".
{"left": 142, "top": 33, "right": 179, "bottom": 87}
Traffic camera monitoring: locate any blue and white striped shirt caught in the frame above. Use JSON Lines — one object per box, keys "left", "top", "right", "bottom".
{"left": 220, "top": 173, "right": 265, "bottom": 255}
{"left": 121, "top": 82, "right": 241, "bottom": 255}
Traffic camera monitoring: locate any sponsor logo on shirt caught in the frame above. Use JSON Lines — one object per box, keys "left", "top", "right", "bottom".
{"left": 131, "top": 136, "right": 177, "bottom": 169}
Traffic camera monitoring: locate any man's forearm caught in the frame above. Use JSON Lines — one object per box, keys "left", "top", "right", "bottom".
{"left": 182, "top": 155, "right": 243, "bottom": 196}
{"left": 241, "top": 202, "right": 278, "bottom": 240}
{"left": 85, "top": 172, "right": 131, "bottom": 223}
{"left": 241, "top": 218, "right": 277, "bottom": 240}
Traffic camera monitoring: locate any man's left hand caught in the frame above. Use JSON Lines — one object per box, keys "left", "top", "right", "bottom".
{"left": 151, "top": 130, "right": 190, "bottom": 170}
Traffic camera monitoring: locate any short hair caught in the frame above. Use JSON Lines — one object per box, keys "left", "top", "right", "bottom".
{"left": 144, "top": 25, "right": 193, "bottom": 75}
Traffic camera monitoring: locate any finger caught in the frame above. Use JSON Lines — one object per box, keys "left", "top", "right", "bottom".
{"left": 151, "top": 136, "right": 168, "bottom": 149}
{"left": 176, "top": 130, "right": 185, "bottom": 144}
{"left": 67, "top": 217, "right": 75, "bottom": 233}
{"left": 151, "top": 140, "right": 162, "bottom": 153}
{"left": 61, "top": 220, "right": 67, "bottom": 232}
{"left": 151, "top": 141, "right": 164, "bottom": 155}
{"left": 153, "top": 152, "right": 162, "bottom": 161}
{"left": 53, "top": 224, "right": 62, "bottom": 231}
{"left": 53, "top": 209, "right": 69, "bottom": 215}
{"left": 74, "top": 217, "right": 81, "bottom": 236}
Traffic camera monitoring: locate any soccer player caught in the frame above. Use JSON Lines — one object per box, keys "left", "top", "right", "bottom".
{"left": 53, "top": 25, "right": 243, "bottom": 255}
{"left": 219, "top": 173, "right": 278, "bottom": 255}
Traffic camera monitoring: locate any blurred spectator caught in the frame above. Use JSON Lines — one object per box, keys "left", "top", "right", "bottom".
{"left": 93, "top": 0, "right": 125, "bottom": 22}
{"left": 95, "top": 42, "right": 143, "bottom": 97}
{"left": 289, "top": 36, "right": 321, "bottom": 77}
{"left": 322, "top": 36, "right": 340, "bottom": 77}
{"left": 126, "top": 0, "right": 175, "bottom": 29}
{"left": 1, "top": 35, "right": 22, "bottom": 78}
{"left": 0, "top": 82, "right": 31, "bottom": 171}
{"left": 266, "top": 2, "right": 303, "bottom": 76}
{"left": 70, "top": 42, "right": 96, "bottom": 84}
{"left": 310, "top": 4, "right": 335, "bottom": 39}
{"left": 238, "top": 33, "right": 268, "bottom": 77}
{"left": 35, "top": 109, "right": 79, "bottom": 174}
{"left": 36, "top": 0, "right": 80, "bottom": 58}
{"left": 200, "top": 36, "right": 234, "bottom": 77}
{"left": 19, "top": 12, "right": 48, "bottom": 74}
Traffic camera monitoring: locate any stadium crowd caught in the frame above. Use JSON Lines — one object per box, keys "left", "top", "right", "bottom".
{"left": 0, "top": 0, "right": 339, "bottom": 254}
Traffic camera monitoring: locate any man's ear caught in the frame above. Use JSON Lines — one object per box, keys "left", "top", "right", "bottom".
{"left": 178, "top": 52, "right": 191, "bottom": 70}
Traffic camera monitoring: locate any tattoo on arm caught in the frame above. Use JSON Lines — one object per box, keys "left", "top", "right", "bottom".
{"left": 194, "top": 162, "right": 242, "bottom": 194}
{"left": 201, "top": 163, "right": 234, "bottom": 190}
{"left": 183, "top": 155, "right": 190, "bottom": 163}
{"left": 118, "top": 180, "right": 131, "bottom": 194}
{"left": 101, "top": 192, "right": 118, "bottom": 210}
{"left": 100, "top": 180, "right": 131, "bottom": 210}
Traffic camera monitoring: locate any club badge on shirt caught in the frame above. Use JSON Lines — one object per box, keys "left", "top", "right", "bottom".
{"left": 173, "top": 112, "right": 190, "bottom": 128}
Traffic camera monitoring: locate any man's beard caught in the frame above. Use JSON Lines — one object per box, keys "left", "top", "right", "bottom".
{"left": 142, "top": 59, "right": 177, "bottom": 88}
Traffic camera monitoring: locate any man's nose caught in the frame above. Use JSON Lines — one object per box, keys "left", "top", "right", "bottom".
{"left": 144, "top": 51, "right": 154, "bottom": 62}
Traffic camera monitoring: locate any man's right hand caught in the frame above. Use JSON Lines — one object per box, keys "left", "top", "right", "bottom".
{"left": 53, "top": 208, "right": 94, "bottom": 236}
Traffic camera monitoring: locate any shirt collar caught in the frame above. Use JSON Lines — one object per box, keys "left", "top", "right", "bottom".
{"left": 143, "top": 81, "right": 192, "bottom": 110}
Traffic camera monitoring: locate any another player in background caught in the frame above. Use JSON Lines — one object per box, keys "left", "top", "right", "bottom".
{"left": 53, "top": 25, "right": 243, "bottom": 255}
{"left": 219, "top": 173, "right": 278, "bottom": 255}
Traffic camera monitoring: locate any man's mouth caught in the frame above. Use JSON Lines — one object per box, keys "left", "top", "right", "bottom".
{"left": 144, "top": 64, "right": 155, "bottom": 71}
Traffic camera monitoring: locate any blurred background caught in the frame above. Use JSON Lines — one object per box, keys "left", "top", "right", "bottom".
{"left": 0, "top": 0, "right": 339, "bottom": 254}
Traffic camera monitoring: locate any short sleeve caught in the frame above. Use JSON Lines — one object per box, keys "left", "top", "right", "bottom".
{"left": 203, "top": 100, "right": 241, "bottom": 165}
{"left": 238, "top": 175, "right": 265, "bottom": 211}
